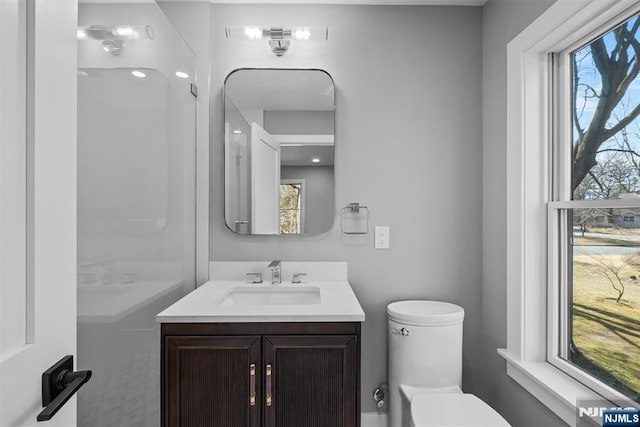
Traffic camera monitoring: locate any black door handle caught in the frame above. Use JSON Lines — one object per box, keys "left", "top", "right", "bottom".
{"left": 37, "top": 355, "right": 92, "bottom": 422}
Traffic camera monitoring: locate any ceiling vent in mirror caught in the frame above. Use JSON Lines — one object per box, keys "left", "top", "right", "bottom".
{"left": 225, "top": 26, "right": 328, "bottom": 56}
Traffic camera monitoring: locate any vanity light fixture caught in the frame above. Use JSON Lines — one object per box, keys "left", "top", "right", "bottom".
{"left": 225, "top": 25, "right": 328, "bottom": 56}
{"left": 77, "top": 25, "right": 155, "bottom": 56}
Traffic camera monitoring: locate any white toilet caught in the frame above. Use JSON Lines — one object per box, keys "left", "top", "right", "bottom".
{"left": 388, "top": 300, "right": 510, "bottom": 427}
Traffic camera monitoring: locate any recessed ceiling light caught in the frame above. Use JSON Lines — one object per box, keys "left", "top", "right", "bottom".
{"left": 175, "top": 71, "right": 189, "bottom": 79}
{"left": 312, "top": 158, "right": 321, "bottom": 164}
{"left": 132, "top": 70, "right": 146, "bottom": 78}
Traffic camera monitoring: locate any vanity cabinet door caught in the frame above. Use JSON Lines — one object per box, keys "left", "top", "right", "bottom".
{"left": 164, "top": 335, "right": 261, "bottom": 427}
{"left": 263, "top": 335, "right": 358, "bottom": 427}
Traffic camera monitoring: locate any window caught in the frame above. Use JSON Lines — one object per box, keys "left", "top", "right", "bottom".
{"left": 550, "top": 10, "right": 640, "bottom": 404}
{"left": 503, "top": 1, "right": 640, "bottom": 423}
{"left": 279, "top": 180, "right": 305, "bottom": 235}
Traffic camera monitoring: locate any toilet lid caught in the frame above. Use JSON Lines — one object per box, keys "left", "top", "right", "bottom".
{"left": 411, "top": 393, "right": 510, "bottom": 426}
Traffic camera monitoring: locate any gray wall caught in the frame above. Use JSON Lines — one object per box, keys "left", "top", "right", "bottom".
{"left": 162, "top": 0, "right": 572, "bottom": 421}
{"left": 481, "top": 1, "right": 566, "bottom": 426}
{"left": 281, "top": 166, "right": 335, "bottom": 234}
{"left": 210, "top": 4, "right": 483, "bottom": 413}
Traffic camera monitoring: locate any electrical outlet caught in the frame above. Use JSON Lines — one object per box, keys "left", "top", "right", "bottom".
{"left": 375, "top": 226, "right": 389, "bottom": 249}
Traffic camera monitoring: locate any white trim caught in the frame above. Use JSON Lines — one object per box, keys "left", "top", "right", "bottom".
{"left": 361, "top": 412, "right": 388, "bottom": 427}
{"left": 499, "top": 350, "right": 597, "bottom": 426}
{"left": 206, "top": 0, "right": 486, "bottom": 5}
{"left": 275, "top": 134, "right": 334, "bottom": 146}
{"left": 504, "top": 0, "right": 640, "bottom": 423}
{"left": 0, "top": 0, "right": 28, "bottom": 360}
{"left": 549, "top": 199, "right": 640, "bottom": 209}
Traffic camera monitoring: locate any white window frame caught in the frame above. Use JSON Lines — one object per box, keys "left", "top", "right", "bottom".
{"left": 547, "top": 4, "right": 640, "bottom": 404}
{"left": 501, "top": 1, "right": 640, "bottom": 425}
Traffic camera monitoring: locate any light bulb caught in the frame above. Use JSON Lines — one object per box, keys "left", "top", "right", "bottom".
{"left": 294, "top": 27, "right": 311, "bottom": 40}
{"left": 244, "top": 27, "right": 263, "bottom": 40}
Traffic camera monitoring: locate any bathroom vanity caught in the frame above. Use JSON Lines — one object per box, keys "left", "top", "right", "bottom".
{"left": 157, "top": 263, "right": 365, "bottom": 427}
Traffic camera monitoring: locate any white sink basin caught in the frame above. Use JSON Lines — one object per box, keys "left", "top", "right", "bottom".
{"left": 220, "top": 286, "right": 321, "bottom": 305}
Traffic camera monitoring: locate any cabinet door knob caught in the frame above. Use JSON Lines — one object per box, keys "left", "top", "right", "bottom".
{"left": 249, "top": 364, "right": 256, "bottom": 406}
{"left": 265, "top": 364, "right": 272, "bottom": 407}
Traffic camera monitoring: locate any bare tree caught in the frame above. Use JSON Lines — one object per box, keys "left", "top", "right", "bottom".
{"left": 573, "top": 18, "right": 640, "bottom": 192}
{"left": 589, "top": 253, "right": 630, "bottom": 303}
{"left": 575, "top": 209, "right": 611, "bottom": 236}
{"left": 574, "top": 154, "right": 640, "bottom": 199}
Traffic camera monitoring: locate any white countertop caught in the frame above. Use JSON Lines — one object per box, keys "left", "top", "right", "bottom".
{"left": 156, "top": 280, "right": 365, "bottom": 323}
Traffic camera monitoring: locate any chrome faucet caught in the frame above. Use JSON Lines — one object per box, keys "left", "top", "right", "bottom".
{"left": 292, "top": 272, "right": 307, "bottom": 284}
{"left": 79, "top": 260, "right": 115, "bottom": 284}
{"left": 268, "top": 260, "right": 281, "bottom": 284}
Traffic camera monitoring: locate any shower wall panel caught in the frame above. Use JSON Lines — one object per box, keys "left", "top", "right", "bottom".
{"left": 77, "top": 3, "right": 196, "bottom": 426}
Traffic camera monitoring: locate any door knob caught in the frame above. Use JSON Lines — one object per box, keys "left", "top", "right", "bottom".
{"left": 37, "top": 355, "right": 92, "bottom": 422}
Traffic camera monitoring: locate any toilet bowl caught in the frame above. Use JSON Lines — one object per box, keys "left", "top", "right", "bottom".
{"left": 388, "top": 300, "right": 510, "bottom": 427}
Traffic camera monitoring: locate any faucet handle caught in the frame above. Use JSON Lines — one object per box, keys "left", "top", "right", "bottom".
{"left": 246, "top": 273, "right": 263, "bottom": 284}
{"left": 291, "top": 273, "right": 307, "bottom": 284}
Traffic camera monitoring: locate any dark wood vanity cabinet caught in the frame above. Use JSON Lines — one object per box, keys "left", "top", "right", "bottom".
{"left": 161, "top": 322, "right": 361, "bottom": 427}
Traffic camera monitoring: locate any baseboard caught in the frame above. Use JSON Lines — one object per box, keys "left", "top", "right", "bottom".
{"left": 362, "top": 412, "right": 388, "bottom": 427}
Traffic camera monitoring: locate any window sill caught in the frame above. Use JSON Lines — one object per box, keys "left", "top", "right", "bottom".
{"left": 498, "top": 349, "right": 599, "bottom": 426}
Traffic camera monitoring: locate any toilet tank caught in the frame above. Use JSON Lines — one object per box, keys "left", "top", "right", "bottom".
{"left": 387, "top": 300, "right": 464, "bottom": 427}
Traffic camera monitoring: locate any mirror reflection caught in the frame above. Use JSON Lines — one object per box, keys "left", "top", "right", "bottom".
{"left": 224, "top": 69, "right": 335, "bottom": 235}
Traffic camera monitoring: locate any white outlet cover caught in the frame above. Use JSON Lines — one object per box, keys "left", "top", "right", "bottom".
{"left": 375, "top": 226, "right": 389, "bottom": 249}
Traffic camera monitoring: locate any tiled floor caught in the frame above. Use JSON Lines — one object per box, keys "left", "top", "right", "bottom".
{"left": 78, "top": 329, "right": 159, "bottom": 427}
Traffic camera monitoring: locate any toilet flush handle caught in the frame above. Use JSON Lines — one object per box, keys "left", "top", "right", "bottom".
{"left": 391, "top": 327, "right": 410, "bottom": 337}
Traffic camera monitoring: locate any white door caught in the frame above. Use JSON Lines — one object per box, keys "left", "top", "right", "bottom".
{"left": 0, "top": 1, "right": 78, "bottom": 426}
{"left": 250, "top": 123, "right": 280, "bottom": 234}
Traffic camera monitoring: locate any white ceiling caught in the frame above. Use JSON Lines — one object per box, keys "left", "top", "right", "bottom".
{"left": 209, "top": 0, "right": 487, "bottom": 4}
{"left": 281, "top": 145, "right": 335, "bottom": 166}
{"left": 158, "top": 0, "right": 488, "bottom": 5}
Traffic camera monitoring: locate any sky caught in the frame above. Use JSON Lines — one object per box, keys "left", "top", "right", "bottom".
{"left": 573, "top": 15, "right": 640, "bottom": 198}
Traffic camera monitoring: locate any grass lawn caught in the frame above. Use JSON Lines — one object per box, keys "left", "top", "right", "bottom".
{"left": 572, "top": 254, "right": 640, "bottom": 402}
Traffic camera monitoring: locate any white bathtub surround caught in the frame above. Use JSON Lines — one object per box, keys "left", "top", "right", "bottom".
{"left": 78, "top": 280, "right": 183, "bottom": 323}
{"left": 209, "top": 260, "right": 348, "bottom": 282}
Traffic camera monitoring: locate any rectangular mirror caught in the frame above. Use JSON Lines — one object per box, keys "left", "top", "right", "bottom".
{"left": 224, "top": 68, "right": 335, "bottom": 235}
